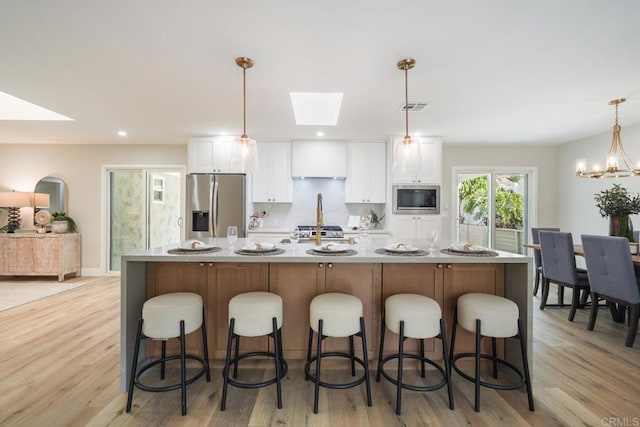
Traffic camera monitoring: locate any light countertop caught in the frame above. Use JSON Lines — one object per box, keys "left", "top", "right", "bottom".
{"left": 122, "top": 237, "right": 529, "bottom": 264}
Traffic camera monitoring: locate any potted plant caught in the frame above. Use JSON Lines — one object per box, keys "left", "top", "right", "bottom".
{"left": 51, "top": 211, "right": 78, "bottom": 233}
{"left": 594, "top": 184, "right": 640, "bottom": 240}
{"left": 370, "top": 209, "right": 385, "bottom": 228}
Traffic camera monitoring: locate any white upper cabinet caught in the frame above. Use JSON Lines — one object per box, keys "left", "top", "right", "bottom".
{"left": 187, "top": 137, "right": 243, "bottom": 174}
{"left": 291, "top": 140, "right": 347, "bottom": 178}
{"left": 391, "top": 137, "right": 442, "bottom": 184}
{"left": 345, "top": 142, "right": 386, "bottom": 203}
{"left": 252, "top": 141, "right": 293, "bottom": 203}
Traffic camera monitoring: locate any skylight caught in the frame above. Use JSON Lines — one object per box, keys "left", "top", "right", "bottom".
{"left": 289, "top": 92, "right": 343, "bottom": 126}
{"left": 0, "top": 91, "right": 74, "bottom": 121}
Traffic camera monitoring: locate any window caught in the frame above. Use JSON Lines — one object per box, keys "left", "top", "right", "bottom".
{"left": 152, "top": 176, "right": 164, "bottom": 203}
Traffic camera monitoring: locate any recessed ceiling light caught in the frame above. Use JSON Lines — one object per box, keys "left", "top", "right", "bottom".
{"left": 0, "top": 91, "right": 73, "bottom": 121}
{"left": 290, "top": 92, "right": 343, "bottom": 126}
{"left": 317, "top": 131, "right": 325, "bottom": 137}
{"left": 117, "top": 130, "right": 128, "bottom": 137}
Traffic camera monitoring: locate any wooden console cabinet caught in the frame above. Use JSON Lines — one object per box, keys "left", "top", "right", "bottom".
{"left": 0, "top": 233, "right": 81, "bottom": 281}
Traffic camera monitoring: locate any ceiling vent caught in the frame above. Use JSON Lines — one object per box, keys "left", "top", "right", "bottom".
{"left": 399, "top": 102, "right": 428, "bottom": 112}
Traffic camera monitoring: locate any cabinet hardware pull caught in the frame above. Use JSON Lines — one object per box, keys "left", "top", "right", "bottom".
{"left": 437, "top": 264, "right": 443, "bottom": 268}
{"left": 328, "top": 263, "right": 333, "bottom": 268}
{"left": 208, "top": 263, "right": 213, "bottom": 267}
{"left": 446, "top": 264, "right": 453, "bottom": 269}
{"left": 199, "top": 263, "right": 204, "bottom": 267}
{"left": 318, "top": 263, "right": 324, "bottom": 268}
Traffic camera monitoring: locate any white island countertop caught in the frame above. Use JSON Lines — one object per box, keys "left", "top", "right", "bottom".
{"left": 122, "top": 237, "right": 529, "bottom": 264}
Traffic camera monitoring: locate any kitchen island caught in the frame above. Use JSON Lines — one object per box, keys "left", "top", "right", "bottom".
{"left": 120, "top": 238, "right": 532, "bottom": 391}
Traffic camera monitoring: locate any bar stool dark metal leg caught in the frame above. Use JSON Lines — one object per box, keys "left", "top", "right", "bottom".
{"left": 439, "top": 318, "right": 455, "bottom": 410}
{"left": 272, "top": 317, "right": 283, "bottom": 409}
{"left": 518, "top": 319, "right": 535, "bottom": 411}
{"left": 126, "top": 318, "right": 144, "bottom": 413}
{"left": 419, "top": 338, "right": 426, "bottom": 378}
{"left": 396, "top": 320, "right": 405, "bottom": 415}
{"left": 349, "top": 335, "right": 356, "bottom": 376}
{"left": 474, "top": 319, "right": 481, "bottom": 413}
{"left": 179, "top": 320, "right": 187, "bottom": 416}
{"left": 161, "top": 340, "right": 167, "bottom": 380}
{"left": 201, "top": 307, "right": 211, "bottom": 382}
{"left": 233, "top": 333, "right": 240, "bottom": 379}
{"left": 313, "top": 319, "right": 324, "bottom": 414}
{"left": 360, "top": 317, "right": 372, "bottom": 407}
{"left": 376, "top": 311, "right": 386, "bottom": 382}
{"left": 221, "top": 318, "right": 235, "bottom": 411}
{"left": 491, "top": 337, "right": 498, "bottom": 379}
{"left": 306, "top": 327, "right": 313, "bottom": 381}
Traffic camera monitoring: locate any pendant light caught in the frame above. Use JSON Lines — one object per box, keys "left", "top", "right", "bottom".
{"left": 230, "top": 57, "right": 259, "bottom": 173}
{"left": 392, "top": 58, "right": 422, "bottom": 176}
{"left": 576, "top": 98, "right": 639, "bottom": 179}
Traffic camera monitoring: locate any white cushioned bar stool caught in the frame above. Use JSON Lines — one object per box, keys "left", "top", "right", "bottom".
{"left": 449, "top": 293, "right": 534, "bottom": 412}
{"left": 305, "top": 292, "right": 372, "bottom": 414}
{"left": 221, "top": 291, "right": 287, "bottom": 411}
{"left": 376, "top": 294, "right": 454, "bottom": 414}
{"left": 126, "top": 292, "right": 210, "bottom": 416}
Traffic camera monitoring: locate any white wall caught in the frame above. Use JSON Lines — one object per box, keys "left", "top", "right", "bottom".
{"left": 557, "top": 122, "right": 640, "bottom": 240}
{"left": 0, "top": 144, "right": 187, "bottom": 274}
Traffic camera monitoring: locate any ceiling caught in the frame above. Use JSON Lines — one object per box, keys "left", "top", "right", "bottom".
{"left": 1, "top": 1, "right": 640, "bottom": 146}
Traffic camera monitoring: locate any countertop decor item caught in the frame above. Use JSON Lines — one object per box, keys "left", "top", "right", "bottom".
{"left": 594, "top": 183, "right": 640, "bottom": 240}
{"left": 576, "top": 98, "right": 640, "bottom": 179}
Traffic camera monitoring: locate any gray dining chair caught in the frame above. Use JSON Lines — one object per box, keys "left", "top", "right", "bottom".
{"left": 531, "top": 227, "right": 560, "bottom": 296}
{"left": 581, "top": 234, "right": 640, "bottom": 347}
{"left": 539, "top": 231, "right": 590, "bottom": 321}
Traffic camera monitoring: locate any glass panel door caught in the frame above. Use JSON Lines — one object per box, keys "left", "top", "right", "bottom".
{"left": 456, "top": 170, "right": 529, "bottom": 255}
{"left": 108, "top": 168, "right": 182, "bottom": 272}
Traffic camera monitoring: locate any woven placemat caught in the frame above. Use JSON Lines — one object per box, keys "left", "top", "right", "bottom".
{"left": 306, "top": 249, "right": 358, "bottom": 256}
{"left": 440, "top": 248, "right": 499, "bottom": 257}
{"left": 374, "top": 248, "right": 429, "bottom": 256}
{"left": 167, "top": 247, "right": 223, "bottom": 255}
{"left": 234, "top": 248, "right": 286, "bottom": 256}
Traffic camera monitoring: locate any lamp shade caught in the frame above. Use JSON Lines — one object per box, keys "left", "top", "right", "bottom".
{"left": 0, "top": 191, "right": 32, "bottom": 208}
{"left": 33, "top": 192, "right": 50, "bottom": 208}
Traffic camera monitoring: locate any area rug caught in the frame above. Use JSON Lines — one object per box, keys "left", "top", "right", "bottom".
{"left": 0, "top": 277, "right": 93, "bottom": 312}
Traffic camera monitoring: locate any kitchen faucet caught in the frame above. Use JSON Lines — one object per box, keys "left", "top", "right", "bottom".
{"left": 316, "top": 193, "right": 323, "bottom": 245}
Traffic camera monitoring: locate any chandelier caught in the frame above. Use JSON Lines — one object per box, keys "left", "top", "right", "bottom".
{"left": 576, "top": 98, "right": 639, "bottom": 179}
{"left": 230, "top": 57, "right": 259, "bottom": 173}
{"left": 392, "top": 58, "right": 422, "bottom": 175}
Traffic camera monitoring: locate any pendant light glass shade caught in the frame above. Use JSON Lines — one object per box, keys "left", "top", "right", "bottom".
{"left": 392, "top": 58, "right": 422, "bottom": 176}
{"left": 230, "top": 57, "right": 260, "bottom": 173}
{"left": 576, "top": 98, "right": 639, "bottom": 179}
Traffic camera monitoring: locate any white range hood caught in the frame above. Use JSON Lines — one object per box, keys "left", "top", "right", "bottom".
{"left": 291, "top": 140, "right": 347, "bottom": 178}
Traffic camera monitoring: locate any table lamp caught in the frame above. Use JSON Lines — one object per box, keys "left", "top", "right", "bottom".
{"left": 0, "top": 191, "right": 32, "bottom": 233}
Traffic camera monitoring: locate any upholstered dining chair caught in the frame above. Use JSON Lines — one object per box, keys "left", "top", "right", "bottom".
{"left": 539, "top": 231, "right": 590, "bottom": 321}
{"left": 531, "top": 227, "right": 560, "bottom": 296}
{"left": 581, "top": 234, "right": 640, "bottom": 347}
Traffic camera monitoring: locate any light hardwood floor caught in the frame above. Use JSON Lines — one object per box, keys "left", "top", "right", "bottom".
{"left": 0, "top": 277, "right": 638, "bottom": 426}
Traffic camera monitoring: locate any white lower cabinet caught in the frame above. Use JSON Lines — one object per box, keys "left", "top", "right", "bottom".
{"left": 392, "top": 215, "right": 440, "bottom": 241}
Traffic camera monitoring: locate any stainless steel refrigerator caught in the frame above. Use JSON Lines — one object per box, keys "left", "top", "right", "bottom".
{"left": 186, "top": 174, "right": 246, "bottom": 239}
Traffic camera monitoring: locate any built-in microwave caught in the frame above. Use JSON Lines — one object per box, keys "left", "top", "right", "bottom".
{"left": 392, "top": 185, "right": 440, "bottom": 214}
